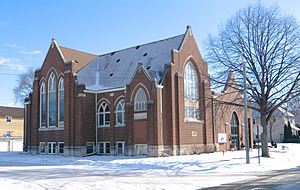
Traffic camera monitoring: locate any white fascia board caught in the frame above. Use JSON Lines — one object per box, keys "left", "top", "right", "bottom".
{"left": 84, "top": 86, "right": 126, "bottom": 94}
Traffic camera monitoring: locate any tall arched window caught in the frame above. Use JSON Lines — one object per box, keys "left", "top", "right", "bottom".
{"left": 230, "top": 112, "right": 239, "bottom": 149}
{"left": 97, "top": 102, "right": 110, "bottom": 127}
{"left": 116, "top": 100, "right": 125, "bottom": 126}
{"left": 40, "top": 82, "right": 46, "bottom": 128}
{"left": 134, "top": 88, "right": 147, "bottom": 111}
{"left": 184, "top": 62, "right": 199, "bottom": 120}
{"left": 48, "top": 72, "right": 57, "bottom": 127}
{"left": 58, "top": 78, "right": 64, "bottom": 127}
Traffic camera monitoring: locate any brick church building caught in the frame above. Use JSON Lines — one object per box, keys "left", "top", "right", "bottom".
{"left": 24, "top": 26, "right": 252, "bottom": 156}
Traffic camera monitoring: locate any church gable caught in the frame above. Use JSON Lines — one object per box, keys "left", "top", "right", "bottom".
{"left": 38, "top": 39, "right": 66, "bottom": 76}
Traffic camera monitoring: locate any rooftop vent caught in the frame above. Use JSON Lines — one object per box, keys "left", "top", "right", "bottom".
{"left": 110, "top": 73, "right": 113, "bottom": 77}
{"left": 116, "top": 59, "right": 120, "bottom": 63}
{"left": 143, "top": 53, "right": 147, "bottom": 57}
{"left": 136, "top": 45, "right": 140, "bottom": 49}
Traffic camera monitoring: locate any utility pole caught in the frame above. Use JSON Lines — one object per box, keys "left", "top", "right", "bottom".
{"left": 243, "top": 54, "right": 250, "bottom": 164}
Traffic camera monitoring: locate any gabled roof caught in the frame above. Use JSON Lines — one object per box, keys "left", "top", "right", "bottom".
{"left": 0, "top": 106, "right": 24, "bottom": 118}
{"left": 77, "top": 32, "right": 186, "bottom": 91}
{"left": 59, "top": 46, "right": 97, "bottom": 72}
{"left": 277, "top": 107, "right": 294, "bottom": 117}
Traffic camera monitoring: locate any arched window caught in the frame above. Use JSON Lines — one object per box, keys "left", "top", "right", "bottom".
{"left": 184, "top": 62, "right": 199, "bottom": 120}
{"left": 230, "top": 112, "right": 239, "bottom": 149}
{"left": 58, "top": 78, "right": 64, "bottom": 127}
{"left": 40, "top": 82, "right": 46, "bottom": 128}
{"left": 48, "top": 72, "right": 57, "bottom": 127}
{"left": 97, "top": 102, "right": 110, "bottom": 127}
{"left": 116, "top": 100, "right": 125, "bottom": 126}
{"left": 134, "top": 88, "right": 147, "bottom": 111}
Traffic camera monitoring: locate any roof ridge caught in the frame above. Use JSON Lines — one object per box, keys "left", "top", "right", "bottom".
{"left": 98, "top": 33, "right": 185, "bottom": 57}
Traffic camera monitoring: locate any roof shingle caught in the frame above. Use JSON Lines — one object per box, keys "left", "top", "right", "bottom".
{"left": 0, "top": 106, "right": 24, "bottom": 118}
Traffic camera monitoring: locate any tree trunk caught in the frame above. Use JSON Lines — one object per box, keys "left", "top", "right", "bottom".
{"left": 260, "top": 113, "right": 270, "bottom": 157}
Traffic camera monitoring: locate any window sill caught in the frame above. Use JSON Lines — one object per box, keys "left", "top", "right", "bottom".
{"left": 184, "top": 119, "right": 204, "bottom": 123}
{"left": 97, "top": 125, "right": 110, "bottom": 128}
{"left": 39, "top": 127, "right": 64, "bottom": 131}
{"left": 115, "top": 125, "right": 125, "bottom": 128}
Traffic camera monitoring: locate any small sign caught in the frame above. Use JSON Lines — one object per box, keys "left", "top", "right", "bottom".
{"left": 218, "top": 133, "right": 227, "bottom": 143}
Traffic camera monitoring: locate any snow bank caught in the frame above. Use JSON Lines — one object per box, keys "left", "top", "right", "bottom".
{"left": 0, "top": 143, "right": 299, "bottom": 189}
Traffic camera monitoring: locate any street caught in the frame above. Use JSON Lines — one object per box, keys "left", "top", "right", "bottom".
{"left": 203, "top": 166, "right": 300, "bottom": 190}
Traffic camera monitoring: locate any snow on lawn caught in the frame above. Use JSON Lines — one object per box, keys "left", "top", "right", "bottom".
{"left": 0, "top": 143, "right": 299, "bottom": 190}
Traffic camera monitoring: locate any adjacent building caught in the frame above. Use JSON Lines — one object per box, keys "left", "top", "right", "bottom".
{"left": 0, "top": 106, "right": 24, "bottom": 151}
{"left": 253, "top": 107, "right": 299, "bottom": 143}
{"left": 0, "top": 106, "right": 24, "bottom": 137}
{"left": 24, "top": 26, "right": 252, "bottom": 156}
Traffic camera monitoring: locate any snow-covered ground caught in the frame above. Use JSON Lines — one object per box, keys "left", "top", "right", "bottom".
{"left": 0, "top": 144, "right": 299, "bottom": 190}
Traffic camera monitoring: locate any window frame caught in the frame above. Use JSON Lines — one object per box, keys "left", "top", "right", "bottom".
{"left": 116, "top": 141, "right": 125, "bottom": 155}
{"left": 97, "top": 102, "right": 110, "bottom": 127}
{"left": 47, "top": 142, "right": 57, "bottom": 154}
{"left": 134, "top": 88, "right": 147, "bottom": 112}
{"left": 58, "top": 77, "right": 64, "bottom": 128}
{"left": 98, "top": 141, "right": 111, "bottom": 154}
{"left": 184, "top": 62, "right": 200, "bottom": 121}
{"left": 115, "top": 100, "right": 125, "bottom": 127}
{"left": 86, "top": 142, "right": 95, "bottom": 154}
{"left": 5, "top": 115, "right": 12, "bottom": 123}
{"left": 58, "top": 142, "right": 64, "bottom": 154}
{"left": 47, "top": 72, "right": 57, "bottom": 128}
{"left": 40, "top": 82, "right": 46, "bottom": 128}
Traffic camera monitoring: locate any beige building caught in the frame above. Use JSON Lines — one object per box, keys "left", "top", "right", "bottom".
{"left": 0, "top": 106, "right": 24, "bottom": 137}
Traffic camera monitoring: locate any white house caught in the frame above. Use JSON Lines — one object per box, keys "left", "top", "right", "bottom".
{"left": 252, "top": 107, "right": 300, "bottom": 143}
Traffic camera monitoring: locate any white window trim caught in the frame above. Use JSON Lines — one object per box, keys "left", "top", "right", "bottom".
{"left": 134, "top": 88, "right": 147, "bottom": 112}
{"left": 38, "top": 127, "right": 64, "bottom": 131}
{"left": 115, "top": 100, "right": 125, "bottom": 127}
{"left": 5, "top": 115, "right": 12, "bottom": 123}
{"left": 98, "top": 141, "right": 111, "bottom": 154}
{"left": 58, "top": 78, "right": 64, "bottom": 128}
{"left": 48, "top": 72, "right": 57, "bottom": 128}
{"left": 39, "top": 142, "right": 46, "bottom": 154}
{"left": 58, "top": 142, "right": 64, "bottom": 154}
{"left": 47, "top": 142, "right": 57, "bottom": 155}
{"left": 40, "top": 82, "right": 46, "bottom": 128}
{"left": 184, "top": 118, "right": 204, "bottom": 123}
{"left": 184, "top": 62, "right": 200, "bottom": 120}
{"left": 97, "top": 102, "right": 110, "bottom": 128}
{"left": 116, "top": 141, "right": 125, "bottom": 155}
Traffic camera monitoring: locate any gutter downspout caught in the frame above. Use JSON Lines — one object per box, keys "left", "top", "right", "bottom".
{"left": 95, "top": 93, "right": 98, "bottom": 154}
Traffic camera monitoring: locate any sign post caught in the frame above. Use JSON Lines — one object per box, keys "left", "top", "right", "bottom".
{"left": 257, "top": 125, "right": 260, "bottom": 164}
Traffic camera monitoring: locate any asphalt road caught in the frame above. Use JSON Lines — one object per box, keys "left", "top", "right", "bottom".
{"left": 202, "top": 166, "right": 300, "bottom": 190}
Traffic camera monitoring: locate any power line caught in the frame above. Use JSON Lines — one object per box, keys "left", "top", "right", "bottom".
{"left": 0, "top": 72, "right": 22, "bottom": 76}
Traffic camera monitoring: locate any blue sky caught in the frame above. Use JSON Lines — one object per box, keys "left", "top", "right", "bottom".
{"left": 1, "top": 0, "right": 300, "bottom": 107}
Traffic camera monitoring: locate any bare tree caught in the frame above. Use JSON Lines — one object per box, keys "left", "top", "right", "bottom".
{"left": 13, "top": 70, "right": 34, "bottom": 104}
{"left": 206, "top": 3, "right": 300, "bottom": 157}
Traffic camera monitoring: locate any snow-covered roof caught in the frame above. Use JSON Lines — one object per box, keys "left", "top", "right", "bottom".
{"left": 290, "top": 125, "right": 300, "bottom": 131}
{"left": 77, "top": 34, "right": 185, "bottom": 91}
{"left": 277, "top": 107, "right": 294, "bottom": 117}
